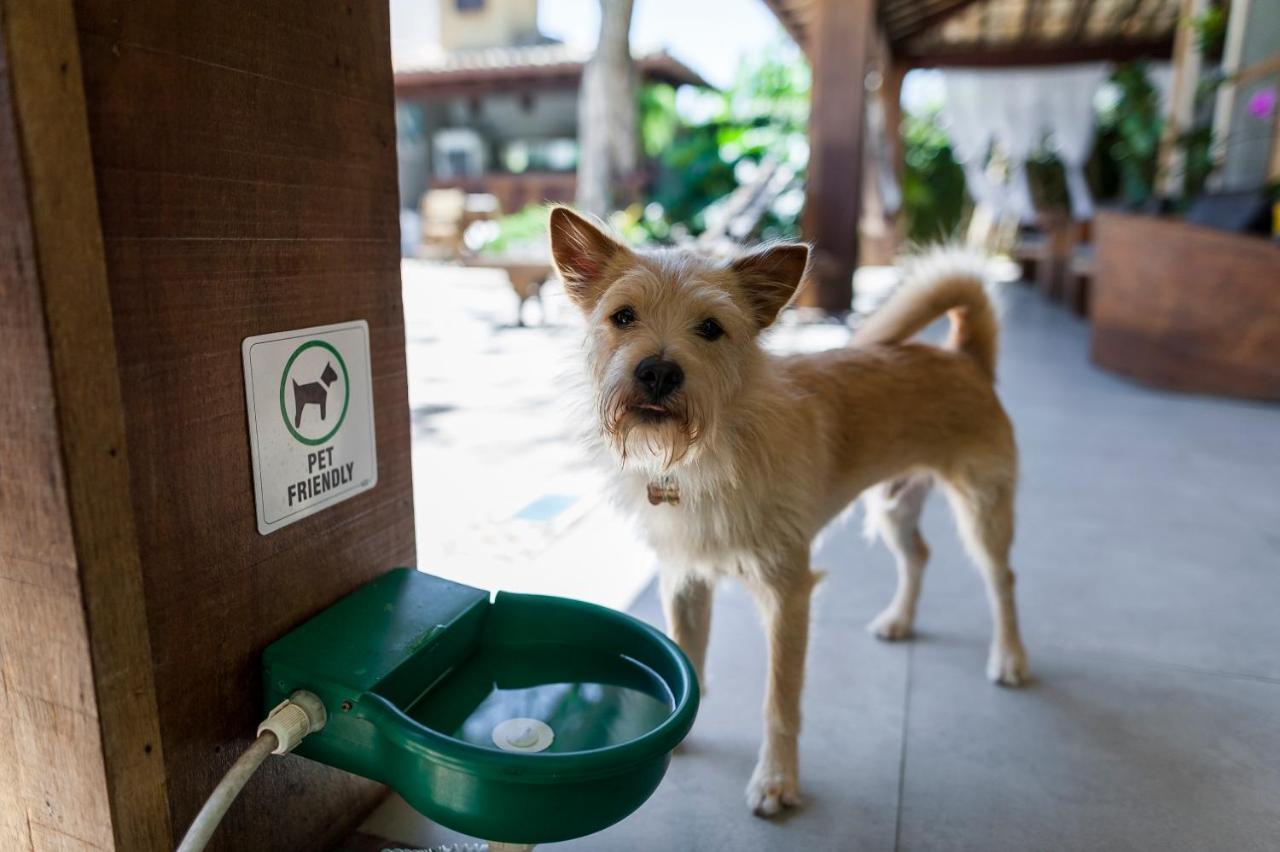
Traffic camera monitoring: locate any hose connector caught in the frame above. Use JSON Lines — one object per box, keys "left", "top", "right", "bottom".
{"left": 257, "top": 690, "right": 327, "bottom": 755}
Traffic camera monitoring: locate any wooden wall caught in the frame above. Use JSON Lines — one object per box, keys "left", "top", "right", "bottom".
{"left": 1, "top": 12, "right": 118, "bottom": 848}
{"left": 1091, "top": 211, "right": 1280, "bottom": 400}
{"left": 2, "top": 1, "right": 416, "bottom": 849}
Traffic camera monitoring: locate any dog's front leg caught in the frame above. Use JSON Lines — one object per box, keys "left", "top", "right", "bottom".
{"left": 659, "top": 567, "right": 714, "bottom": 690}
{"left": 746, "top": 556, "right": 815, "bottom": 817}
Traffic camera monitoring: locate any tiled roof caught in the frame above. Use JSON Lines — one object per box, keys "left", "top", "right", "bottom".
{"left": 395, "top": 43, "right": 710, "bottom": 92}
{"left": 763, "top": 0, "right": 1178, "bottom": 66}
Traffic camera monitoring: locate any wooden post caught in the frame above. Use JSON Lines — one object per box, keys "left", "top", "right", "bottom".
{"left": 1271, "top": 105, "right": 1280, "bottom": 186}
{"left": 883, "top": 64, "right": 906, "bottom": 198}
{"left": 1207, "top": 0, "right": 1251, "bottom": 184}
{"left": 802, "top": 0, "right": 875, "bottom": 314}
{"left": 1, "top": 1, "right": 415, "bottom": 849}
{"left": 858, "top": 39, "right": 905, "bottom": 267}
{"left": 2, "top": 3, "right": 168, "bottom": 847}
{"left": 1156, "top": 0, "right": 1208, "bottom": 198}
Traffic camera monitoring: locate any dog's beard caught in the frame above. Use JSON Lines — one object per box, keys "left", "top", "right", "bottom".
{"left": 597, "top": 383, "right": 702, "bottom": 471}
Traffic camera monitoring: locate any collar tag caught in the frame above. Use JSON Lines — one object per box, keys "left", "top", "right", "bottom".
{"left": 647, "top": 478, "right": 680, "bottom": 506}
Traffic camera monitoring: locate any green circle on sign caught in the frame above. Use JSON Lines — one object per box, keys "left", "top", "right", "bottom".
{"left": 279, "top": 340, "right": 350, "bottom": 446}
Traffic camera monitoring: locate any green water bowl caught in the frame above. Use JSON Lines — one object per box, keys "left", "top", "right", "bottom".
{"left": 262, "top": 568, "right": 700, "bottom": 845}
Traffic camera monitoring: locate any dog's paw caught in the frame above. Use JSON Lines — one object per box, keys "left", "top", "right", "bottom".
{"left": 867, "top": 608, "right": 914, "bottom": 641}
{"left": 746, "top": 766, "right": 800, "bottom": 818}
{"left": 987, "top": 643, "right": 1029, "bottom": 687}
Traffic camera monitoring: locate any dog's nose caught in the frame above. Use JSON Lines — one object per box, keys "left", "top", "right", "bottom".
{"left": 634, "top": 356, "right": 684, "bottom": 401}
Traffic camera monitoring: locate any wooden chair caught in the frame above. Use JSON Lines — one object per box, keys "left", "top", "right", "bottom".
{"left": 419, "top": 189, "right": 467, "bottom": 259}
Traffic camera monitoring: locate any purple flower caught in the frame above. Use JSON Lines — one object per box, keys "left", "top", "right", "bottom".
{"left": 1248, "top": 88, "right": 1276, "bottom": 120}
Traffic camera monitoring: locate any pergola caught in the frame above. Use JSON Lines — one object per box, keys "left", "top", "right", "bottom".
{"left": 762, "top": 0, "right": 1180, "bottom": 312}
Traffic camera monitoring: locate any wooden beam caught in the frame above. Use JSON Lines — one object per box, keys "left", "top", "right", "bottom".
{"left": 5, "top": 1, "right": 417, "bottom": 849}
{"left": 1021, "top": 0, "right": 1045, "bottom": 41}
{"left": 1071, "top": 0, "right": 1099, "bottom": 39}
{"left": 760, "top": 0, "right": 811, "bottom": 53}
{"left": 1207, "top": 0, "right": 1251, "bottom": 182}
{"left": 883, "top": 63, "right": 907, "bottom": 196}
{"left": 1270, "top": 109, "right": 1280, "bottom": 185}
{"left": 1155, "top": 0, "right": 1208, "bottom": 197}
{"left": 904, "top": 36, "right": 1174, "bottom": 67}
{"left": 802, "top": 0, "right": 875, "bottom": 314}
{"left": 1109, "top": 0, "right": 1147, "bottom": 32}
{"left": 884, "top": 0, "right": 938, "bottom": 30}
{"left": 1, "top": 1, "right": 171, "bottom": 848}
{"left": 889, "top": 0, "right": 984, "bottom": 43}
{"left": 396, "top": 72, "right": 582, "bottom": 101}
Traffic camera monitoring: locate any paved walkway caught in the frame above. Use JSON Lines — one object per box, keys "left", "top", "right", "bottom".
{"left": 371, "top": 269, "right": 1280, "bottom": 851}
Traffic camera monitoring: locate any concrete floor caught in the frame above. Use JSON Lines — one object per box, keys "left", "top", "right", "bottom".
{"left": 363, "top": 286, "right": 1280, "bottom": 851}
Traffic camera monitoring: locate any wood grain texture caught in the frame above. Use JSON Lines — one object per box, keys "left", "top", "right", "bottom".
{"left": 2, "top": 1, "right": 166, "bottom": 848}
{"left": 801, "top": 0, "right": 874, "bottom": 313}
{"left": 69, "top": 0, "right": 415, "bottom": 849}
{"left": 1091, "top": 211, "right": 1280, "bottom": 400}
{"left": 4, "top": 0, "right": 413, "bottom": 848}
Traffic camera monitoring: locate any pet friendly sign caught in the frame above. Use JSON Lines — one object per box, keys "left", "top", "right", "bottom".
{"left": 242, "top": 321, "right": 377, "bottom": 534}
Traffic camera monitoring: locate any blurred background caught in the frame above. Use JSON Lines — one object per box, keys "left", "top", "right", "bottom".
{"left": 385, "top": 0, "right": 1279, "bottom": 606}
{"left": 365, "top": 1, "right": 1280, "bottom": 847}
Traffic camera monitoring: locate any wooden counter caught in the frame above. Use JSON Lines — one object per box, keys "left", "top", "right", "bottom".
{"left": 1091, "top": 211, "right": 1280, "bottom": 400}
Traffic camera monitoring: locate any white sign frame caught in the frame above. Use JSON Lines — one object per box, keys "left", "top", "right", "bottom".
{"left": 242, "top": 320, "right": 378, "bottom": 535}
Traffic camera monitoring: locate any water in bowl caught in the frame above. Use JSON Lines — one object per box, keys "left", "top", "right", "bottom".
{"left": 410, "top": 645, "right": 674, "bottom": 754}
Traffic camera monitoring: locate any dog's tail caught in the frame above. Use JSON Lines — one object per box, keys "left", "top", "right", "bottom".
{"left": 851, "top": 247, "right": 1000, "bottom": 378}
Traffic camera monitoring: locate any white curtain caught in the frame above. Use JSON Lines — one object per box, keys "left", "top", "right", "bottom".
{"left": 943, "top": 64, "right": 1112, "bottom": 222}
{"left": 942, "top": 74, "right": 999, "bottom": 210}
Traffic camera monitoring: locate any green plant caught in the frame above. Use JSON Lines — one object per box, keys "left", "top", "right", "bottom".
{"left": 635, "top": 42, "right": 811, "bottom": 243}
{"left": 478, "top": 204, "right": 549, "bottom": 254}
{"left": 1190, "top": 5, "right": 1226, "bottom": 55}
{"left": 900, "top": 109, "right": 967, "bottom": 242}
{"left": 1093, "top": 62, "right": 1164, "bottom": 205}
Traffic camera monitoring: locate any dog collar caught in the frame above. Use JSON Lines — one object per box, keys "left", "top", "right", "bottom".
{"left": 647, "top": 477, "right": 680, "bottom": 506}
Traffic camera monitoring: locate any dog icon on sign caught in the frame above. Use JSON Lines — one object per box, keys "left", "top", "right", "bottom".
{"left": 292, "top": 362, "right": 339, "bottom": 428}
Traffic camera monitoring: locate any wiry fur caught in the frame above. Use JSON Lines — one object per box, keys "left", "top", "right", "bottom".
{"left": 549, "top": 207, "right": 1028, "bottom": 819}
{"left": 852, "top": 248, "right": 1003, "bottom": 377}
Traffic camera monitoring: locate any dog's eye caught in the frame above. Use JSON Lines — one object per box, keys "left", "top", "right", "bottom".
{"left": 610, "top": 307, "right": 637, "bottom": 328}
{"left": 696, "top": 318, "right": 725, "bottom": 341}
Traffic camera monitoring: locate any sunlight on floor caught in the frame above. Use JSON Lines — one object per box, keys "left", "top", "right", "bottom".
{"left": 401, "top": 258, "right": 880, "bottom": 612}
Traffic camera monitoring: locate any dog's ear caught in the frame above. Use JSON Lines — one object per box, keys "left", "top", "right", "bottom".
{"left": 548, "top": 206, "right": 632, "bottom": 311}
{"left": 730, "top": 243, "right": 811, "bottom": 329}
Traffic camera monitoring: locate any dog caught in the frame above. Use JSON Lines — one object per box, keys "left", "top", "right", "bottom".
{"left": 548, "top": 206, "right": 1027, "bottom": 818}
{"left": 293, "top": 361, "right": 339, "bottom": 428}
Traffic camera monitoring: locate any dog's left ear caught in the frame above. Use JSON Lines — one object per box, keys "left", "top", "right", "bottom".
{"left": 730, "top": 243, "right": 811, "bottom": 329}
{"left": 548, "top": 206, "right": 632, "bottom": 311}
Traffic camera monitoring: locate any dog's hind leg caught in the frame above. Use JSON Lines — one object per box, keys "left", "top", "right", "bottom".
{"left": 745, "top": 554, "right": 817, "bottom": 818}
{"left": 865, "top": 475, "right": 932, "bottom": 641}
{"left": 942, "top": 467, "right": 1028, "bottom": 686}
{"left": 659, "top": 568, "right": 714, "bottom": 690}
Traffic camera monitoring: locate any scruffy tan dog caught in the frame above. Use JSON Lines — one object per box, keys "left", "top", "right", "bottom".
{"left": 548, "top": 207, "right": 1027, "bottom": 818}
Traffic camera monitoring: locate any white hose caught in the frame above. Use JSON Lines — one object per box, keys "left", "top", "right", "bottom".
{"left": 175, "top": 731, "right": 277, "bottom": 852}
{"left": 173, "top": 693, "right": 525, "bottom": 852}
{"left": 385, "top": 845, "right": 534, "bottom": 851}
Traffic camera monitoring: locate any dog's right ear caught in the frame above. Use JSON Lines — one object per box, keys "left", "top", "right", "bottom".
{"left": 548, "top": 206, "right": 631, "bottom": 311}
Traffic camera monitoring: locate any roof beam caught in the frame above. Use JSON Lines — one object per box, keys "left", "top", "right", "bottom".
{"left": 903, "top": 36, "right": 1174, "bottom": 67}
{"left": 760, "top": 0, "right": 811, "bottom": 53}
{"left": 1021, "top": 0, "right": 1046, "bottom": 41}
{"left": 1110, "top": 0, "right": 1147, "bottom": 32}
{"left": 890, "top": 0, "right": 984, "bottom": 44}
{"left": 884, "top": 0, "right": 937, "bottom": 29}
{"left": 1071, "top": 0, "right": 1098, "bottom": 39}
